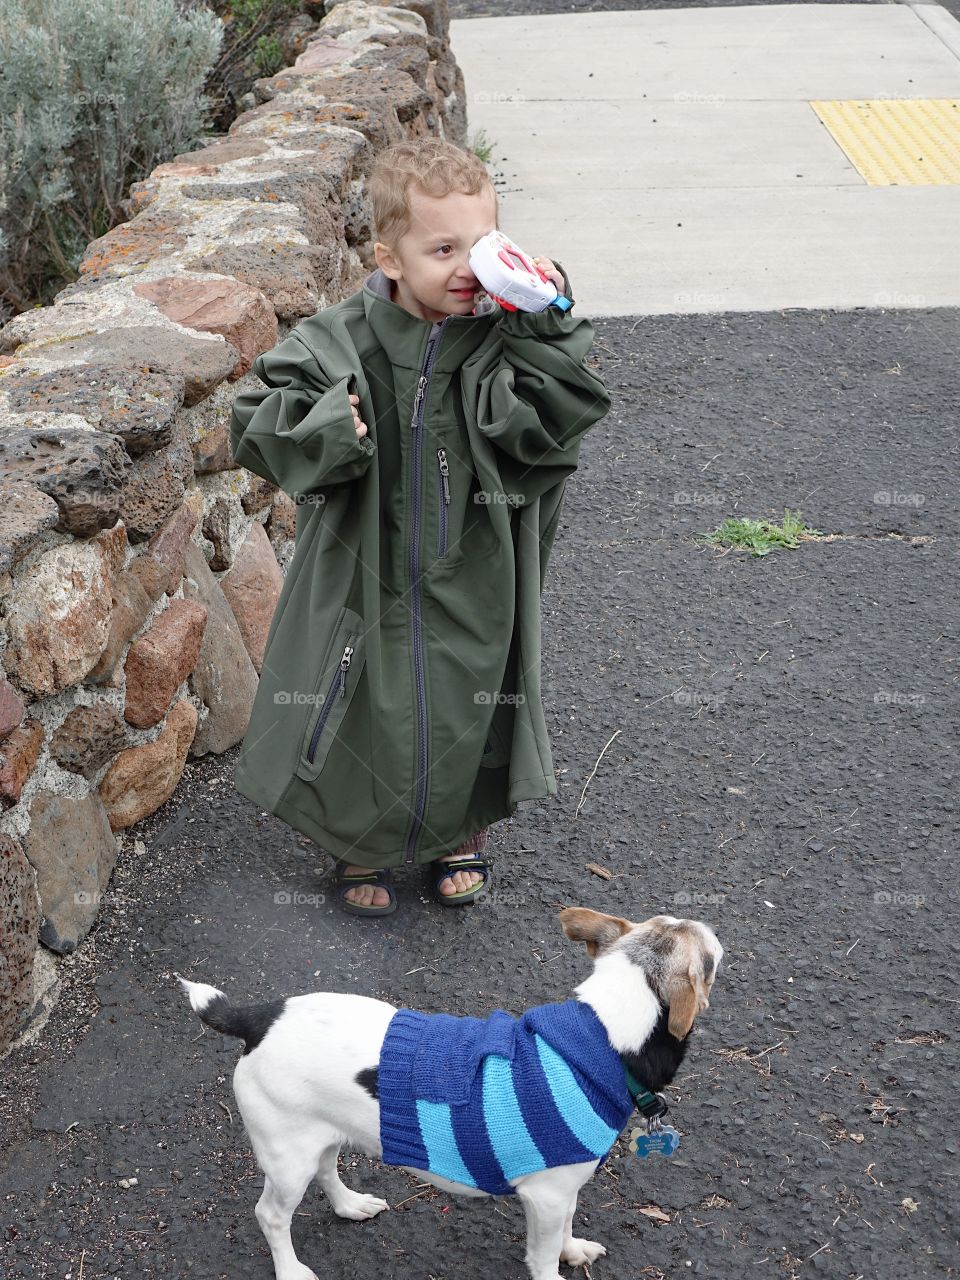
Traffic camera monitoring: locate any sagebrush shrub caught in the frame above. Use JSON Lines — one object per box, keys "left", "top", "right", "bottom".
{"left": 0, "top": 0, "right": 223, "bottom": 322}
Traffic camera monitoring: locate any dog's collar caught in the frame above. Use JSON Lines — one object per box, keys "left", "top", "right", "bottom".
{"left": 621, "top": 1057, "right": 670, "bottom": 1121}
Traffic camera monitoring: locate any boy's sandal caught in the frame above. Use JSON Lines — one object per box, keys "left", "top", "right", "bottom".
{"left": 432, "top": 853, "right": 494, "bottom": 907}
{"left": 335, "top": 865, "right": 397, "bottom": 917}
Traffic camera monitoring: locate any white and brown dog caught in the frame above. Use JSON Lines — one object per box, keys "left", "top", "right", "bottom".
{"left": 177, "top": 908, "right": 722, "bottom": 1280}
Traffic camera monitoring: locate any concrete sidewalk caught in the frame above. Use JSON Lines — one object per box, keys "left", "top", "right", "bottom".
{"left": 452, "top": 3, "right": 960, "bottom": 315}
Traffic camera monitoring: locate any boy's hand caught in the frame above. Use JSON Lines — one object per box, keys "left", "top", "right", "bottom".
{"left": 348, "top": 393, "right": 368, "bottom": 438}
{"left": 531, "top": 256, "right": 565, "bottom": 294}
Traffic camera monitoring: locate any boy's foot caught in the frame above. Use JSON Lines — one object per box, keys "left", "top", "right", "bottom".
{"left": 435, "top": 851, "right": 485, "bottom": 895}
{"left": 436, "top": 828, "right": 489, "bottom": 896}
{"left": 340, "top": 863, "right": 392, "bottom": 909}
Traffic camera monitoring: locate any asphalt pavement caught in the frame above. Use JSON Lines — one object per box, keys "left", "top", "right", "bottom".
{"left": 1, "top": 3, "right": 958, "bottom": 1280}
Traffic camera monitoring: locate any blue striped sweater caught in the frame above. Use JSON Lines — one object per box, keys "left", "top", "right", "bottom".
{"left": 378, "top": 999, "right": 634, "bottom": 1195}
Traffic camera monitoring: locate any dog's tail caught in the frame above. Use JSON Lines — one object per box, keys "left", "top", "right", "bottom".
{"left": 175, "top": 974, "right": 275, "bottom": 1053}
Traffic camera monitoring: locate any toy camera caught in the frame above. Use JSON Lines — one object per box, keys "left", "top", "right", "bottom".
{"left": 468, "top": 230, "right": 572, "bottom": 313}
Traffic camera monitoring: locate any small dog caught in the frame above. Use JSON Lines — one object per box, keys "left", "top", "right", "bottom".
{"left": 177, "top": 907, "right": 722, "bottom": 1280}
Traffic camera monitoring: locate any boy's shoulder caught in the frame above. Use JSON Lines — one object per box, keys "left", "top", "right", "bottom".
{"left": 278, "top": 284, "right": 381, "bottom": 378}
{"left": 292, "top": 283, "right": 367, "bottom": 347}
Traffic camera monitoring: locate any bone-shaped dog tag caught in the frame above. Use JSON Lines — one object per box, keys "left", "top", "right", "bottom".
{"left": 629, "top": 1125, "right": 681, "bottom": 1158}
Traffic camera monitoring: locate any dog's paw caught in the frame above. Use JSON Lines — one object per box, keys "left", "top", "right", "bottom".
{"left": 560, "top": 1237, "right": 607, "bottom": 1266}
{"left": 332, "top": 1190, "right": 391, "bottom": 1220}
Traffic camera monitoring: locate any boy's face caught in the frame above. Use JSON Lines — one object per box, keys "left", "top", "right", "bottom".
{"left": 374, "top": 184, "right": 499, "bottom": 325}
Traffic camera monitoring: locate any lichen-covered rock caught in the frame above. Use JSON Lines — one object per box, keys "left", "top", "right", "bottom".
{"left": 22, "top": 790, "right": 117, "bottom": 955}
{"left": 184, "top": 174, "right": 344, "bottom": 269}
{"left": 50, "top": 702, "right": 129, "bottom": 779}
{"left": 0, "top": 833, "right": 39, "bottom": 1051}
{"left": 319, "top": 2, "right": 429, "bottom": 45}
{"left": 4, "top": 541, "right": 116, "bottom": 696}
{"left": 98, "top": 699, "right": 199, "bottom": 831}
{"left": 2, "top": 364, "right": 183, "bottom": 455}
{"left": 16, "top": 327, "right": 236, "bottom": 408}
{"left": 240, "top": 477, "right": 276, "bottom": 517}
{"left": 78, "top": 207, "right": 191, "bottom": 281}
{"left": 123, "top": 599, "right": 208, "bottom": 729}
{"left": 266, "top": 491, "right": 298, "bottom": 552}
{"left": 201, "top": 497, "right": 232, "bottom": 573}
{"left": 182, "top": 545, "right": 258, "bottom": 756}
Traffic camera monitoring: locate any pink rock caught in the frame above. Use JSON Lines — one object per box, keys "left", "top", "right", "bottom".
{"left": 292, "top": 36, "right": 352, "bottom": 72}
{"left": 0, "top": 719, "right": 44, "bottom": 809}
{"left": 132, "top": 276, "right": 276, "bottom": 379}
{"left": 123, "top": 599, "right": 208, "bottom": 729}
{"left": 219, "top": 521, "right": 283, "bottom": 674}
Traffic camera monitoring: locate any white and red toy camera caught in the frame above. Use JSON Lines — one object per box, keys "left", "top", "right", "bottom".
{"left": 468, "top": 230, "right": 573, "bottom": 313}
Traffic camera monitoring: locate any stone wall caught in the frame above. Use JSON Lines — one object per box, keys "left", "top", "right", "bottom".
{"left": 0, "top": 0, "right": 467, "bottom": 1056}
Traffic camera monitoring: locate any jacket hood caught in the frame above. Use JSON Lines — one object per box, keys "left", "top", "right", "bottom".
{"left": 361, "top": 266, "right": 501, "bottom": 372}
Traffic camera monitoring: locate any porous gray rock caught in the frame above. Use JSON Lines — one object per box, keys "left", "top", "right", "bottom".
{"left": 50, "top": 702, "right": 130, "bottom": 779}
{"left": 0, "top": 426, "right": 130, "bottom": 538}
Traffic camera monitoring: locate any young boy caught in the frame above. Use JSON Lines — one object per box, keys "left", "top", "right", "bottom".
{"left": 229, "top": 137, "right": 611, "bottom": 917}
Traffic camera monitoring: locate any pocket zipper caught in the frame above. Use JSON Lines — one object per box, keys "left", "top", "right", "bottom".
{"left": 306, "top": 642, "right": 354, "bottom": 764}
{"left": 437, "top": 448, "right": 450, "bottom": 557}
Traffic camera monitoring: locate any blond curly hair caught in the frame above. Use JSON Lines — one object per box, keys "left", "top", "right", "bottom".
{"left": 368, "top": 137, "right": 498, "bottom": 250}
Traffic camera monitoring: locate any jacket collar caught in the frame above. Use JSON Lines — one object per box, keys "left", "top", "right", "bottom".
{"left": 361, "top": 266, "right": 500, "bottom": 372}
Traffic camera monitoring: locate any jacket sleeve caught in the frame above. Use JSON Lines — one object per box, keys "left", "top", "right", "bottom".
{"left": 229, "top": 329, "right": 376, "bottom": 496}
{"left": 476, "top": 262, "right": 611, "bottom": 505}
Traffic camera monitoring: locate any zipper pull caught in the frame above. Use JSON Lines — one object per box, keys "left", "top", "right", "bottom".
{"left": 413, "top": 375, "right": 428, "bottom": 420}
{"left": 338, "top": 645, "right": 354, "bottom": 697}
{"left": 437, "top": 448, "right": 450, "bottom": 504}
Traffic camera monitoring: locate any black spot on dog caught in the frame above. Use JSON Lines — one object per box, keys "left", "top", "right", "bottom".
{"left": 622, "top": 1001, "right": 691, "bottom": 1094}
{"left": 194, "top": 994, "right": 288, "bottom": 1056}
{"left": 356, "top": 1066, "right": 379, "bottom": 1099}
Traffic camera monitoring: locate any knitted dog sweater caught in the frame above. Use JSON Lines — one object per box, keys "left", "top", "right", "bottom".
{"left": 378, "top": 999, "right": 634, "bottom": 1195}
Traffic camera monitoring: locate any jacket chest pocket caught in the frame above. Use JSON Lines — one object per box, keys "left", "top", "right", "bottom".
{"left": 297, "top": 606, "right": 366, "bottom": 781}
{"left": 433, "top": 443, "right": 498, "bottom": 567}
{"left": 435, "top": 447, "right": 450, "bottom": 558}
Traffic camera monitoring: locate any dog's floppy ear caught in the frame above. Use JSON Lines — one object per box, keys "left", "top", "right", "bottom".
{"left": 559, "top": 907, "right": 631, "bottom": 957}
{"left": 666, "top": 951, "right": 712, "bottom": 1039}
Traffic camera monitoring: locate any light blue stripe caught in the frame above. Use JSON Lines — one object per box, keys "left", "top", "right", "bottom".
{"left": 481, "top": 1054, "right": 546, "bottom": 1179}
{"left": 415, "top": 1099, "right": 478, "bottom": 1188}
{"left": 534, "top": 1035, "right": 620, "bottom": 1156}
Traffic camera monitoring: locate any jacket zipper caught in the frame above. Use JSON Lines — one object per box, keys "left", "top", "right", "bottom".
{"left": 404, "top": 320, "right": 449, "bottom": 862}
{"left": 436, "top": 448, "right": 450, "bottom": 557}
{"left": 306, "top": 643, "right": 354, "bottom": 764}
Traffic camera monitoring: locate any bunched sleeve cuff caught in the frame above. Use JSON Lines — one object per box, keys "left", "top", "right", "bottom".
{"left": 229, "top": 331, "right": 376, "bottom": 496}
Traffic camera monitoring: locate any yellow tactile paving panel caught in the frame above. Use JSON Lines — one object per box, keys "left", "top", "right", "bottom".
{"left": 809, "top": 99, "right": 960, "bottom": 185}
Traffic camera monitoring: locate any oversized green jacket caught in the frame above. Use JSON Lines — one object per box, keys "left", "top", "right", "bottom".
{"left": 228, "top": 263, "right": 610, "bottom": 868}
